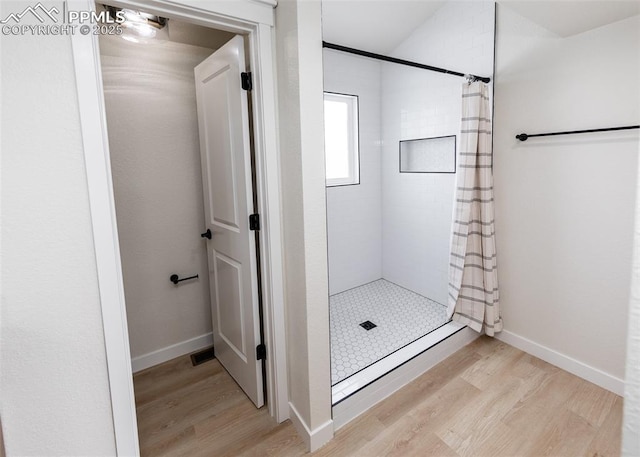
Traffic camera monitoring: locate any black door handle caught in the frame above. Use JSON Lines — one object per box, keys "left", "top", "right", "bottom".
{"left": 201, "top": 229, "right": 212, "bottom": 239}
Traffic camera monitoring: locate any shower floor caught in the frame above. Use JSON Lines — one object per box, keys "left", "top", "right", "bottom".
{"left": 330, "top": 279, "right": 448, "bottom": 385}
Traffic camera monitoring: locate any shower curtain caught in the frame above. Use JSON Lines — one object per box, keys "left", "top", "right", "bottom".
{"left": 447, "top": 81, "right": 502, "bottom": 336}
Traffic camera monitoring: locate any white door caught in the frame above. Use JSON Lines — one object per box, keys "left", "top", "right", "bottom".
{"left": 194, "top": 35, "right": 264, "bottom": 407}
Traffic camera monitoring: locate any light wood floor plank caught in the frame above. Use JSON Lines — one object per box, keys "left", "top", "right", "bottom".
{"left": 133, "top": 336, "right": 623, "bottom": 457}
{"left": 135, "top": 367, "right": 246, "bottom": 452}
{"left": 237, "top": 422, "right": 308, "bottom": 457}
{"left": 584, "top": 396, "right": 623, "bottom": 457}
{"left": 194, "top": 405, "right": 279, "bottom": 457}
{"left": 526, "top": 409, "right": 595, "bottom": 457}
{"left": 383, "top": 432, "right": 460, "bottom": 457}
{"left": 134, "top": 355, "right": 217, "bottom": 407}
{"left": 355, "top": 377, "right": 478, "bottom": 457}
{"left": 436, "top": 360, "right": 551, "bottom": 455}
{"left": 566, "top": 380, "right": 618, "bottom": 428}
{"left": 139, "top": 424, "right": 196, "bottom": 457}
{"left": 368, "top": 343, "right": 483, "bottom": 427}
{"left": 312, "top": 414, "right": 386, "bottom": 457}
{"left": 459, "top": 340, "right": 522, "bottom": 390}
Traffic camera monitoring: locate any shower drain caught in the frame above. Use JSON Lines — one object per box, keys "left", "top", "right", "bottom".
{"left": 359, "top": 320, "right": 377, "bottom": 331}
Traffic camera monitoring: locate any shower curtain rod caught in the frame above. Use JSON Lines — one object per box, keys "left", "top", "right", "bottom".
{"left": 322, "top": 41, "right": 491, "bottom": 84}
{"left": 516, "top": 125, "right": 640, "bottom": 141}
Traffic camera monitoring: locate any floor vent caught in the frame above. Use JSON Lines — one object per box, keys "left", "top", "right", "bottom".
{"left": 359, "top": 320, "right": 377, "bottom": 331}
{"left": 190, "top": 347, "right": 215, "bottom": 366}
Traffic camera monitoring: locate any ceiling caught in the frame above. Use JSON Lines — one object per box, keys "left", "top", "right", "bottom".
{"left": 499, "top": 1, "right": 640, "bottom": 37}
{"left": 97, "top": 4, "right": 235, "bottom": 49}
{"left": 104, "top": 1, "right": 640, "bottom": 53}
{"left": 166, "top": 19, "right": 235, "bottom": 50}
{"left": 321, "top": 1, "right": 640, "bottom": 55}
{"left": 321, "top": 1, "right": 445, "bottom": 54}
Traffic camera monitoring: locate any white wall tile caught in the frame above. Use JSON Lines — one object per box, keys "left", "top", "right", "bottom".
{"left": 381, "top": 1, "right": 495, "bottom": 305}
{"left": 324, "top": 2, "right": 494, "bottom": 302}
{"left": 324, "top": 50, "right": 383, "bottom": 295}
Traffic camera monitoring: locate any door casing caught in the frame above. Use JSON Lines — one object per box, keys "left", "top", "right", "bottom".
{"left": 69, "top": 0, "right": 288, "bottom": 455}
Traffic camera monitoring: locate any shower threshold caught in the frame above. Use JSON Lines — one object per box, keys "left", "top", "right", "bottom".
{"left": 331, "top": 321, "right": 478, "bottom": 428}
{"left": 329, "top": 279, "right": 480, "bottom": 427}
{"left": 331, "top": 320, "right": 465, "bottom": 405}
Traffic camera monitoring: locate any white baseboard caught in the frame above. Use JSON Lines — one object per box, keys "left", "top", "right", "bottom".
{"left": 288, "top": 402, "right": 333, "bottom": 452}
{"left": 131, "top": 333, "right": 213, "bottom": 373}
{"left": 495, "top": 330, "right": 624, "bottom": 396}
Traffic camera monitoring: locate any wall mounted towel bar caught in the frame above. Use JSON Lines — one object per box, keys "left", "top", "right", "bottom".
{"left": 516, "top": 125, "right": 639, "bottom": 141}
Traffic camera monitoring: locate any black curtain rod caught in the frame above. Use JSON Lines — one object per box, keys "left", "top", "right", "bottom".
{"left": 322, "top": 41, "right": 491, "bottom": 84}
{"left": 516, "top": 125, "right": 640, "bottom": 141}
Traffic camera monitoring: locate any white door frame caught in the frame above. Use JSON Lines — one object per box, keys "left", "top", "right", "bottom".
{"left": 69, "top": 0, "right": 288, "bottom": 454}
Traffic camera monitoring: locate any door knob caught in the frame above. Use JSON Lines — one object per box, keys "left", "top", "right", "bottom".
{"left": 201, "top": 229, "right": 212, "bottom": 239}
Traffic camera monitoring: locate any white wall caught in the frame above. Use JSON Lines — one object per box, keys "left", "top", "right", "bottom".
{"left": 2, "top": 0, "right": 332, "bottom": 453}
{"left": 494, "top": 6, "right": 639, "bottom": 385}
{"left": 0, "top": 2, "right": 116, "bottom": 454}
{"left": 623, "top": 150, "right": 640, "bottom": 455}
{"left": 0, "top": 421, "right": 4, "bottom": 457}
{"left": 381, "top": 1, "right": 495, "bottom": 305}
{"left": 323, "top": 50, "right": 382, "bottom": 295}
{"left": 99, "top": 35, "right": 214, "bottom": 363}
{"left": 275, "top": 0, "right": 333, "bottom": 450}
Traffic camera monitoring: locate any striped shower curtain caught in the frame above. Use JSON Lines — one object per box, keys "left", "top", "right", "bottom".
{"left": 447, "top": 81, "right": 503, "bottom": 336}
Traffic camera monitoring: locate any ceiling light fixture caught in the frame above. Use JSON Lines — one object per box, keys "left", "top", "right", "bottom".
{"left": 105, "top": 6, "right": 168, "bottom": 43}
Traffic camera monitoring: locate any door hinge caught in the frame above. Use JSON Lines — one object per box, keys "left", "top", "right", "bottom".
{"left": 241, "top": 72, "right": 252, "bottom": 91}
{"left": 249, "top": 213, "right": 260, "bottom": 231}
{"left": 256, "top": 343, "right": 266, "bottom": 361}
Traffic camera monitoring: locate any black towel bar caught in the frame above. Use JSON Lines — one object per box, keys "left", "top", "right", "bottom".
{"left": 516, "top": 125, "right": 639, "bottom": 141}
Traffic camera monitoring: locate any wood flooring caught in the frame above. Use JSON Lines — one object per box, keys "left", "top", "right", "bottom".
{"left": 133, "top": 337, "right": 622, "bottom": 456}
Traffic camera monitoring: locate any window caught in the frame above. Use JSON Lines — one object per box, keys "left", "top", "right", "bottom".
{"left": 324, "top": 92, "right": 360, "bottom": 186}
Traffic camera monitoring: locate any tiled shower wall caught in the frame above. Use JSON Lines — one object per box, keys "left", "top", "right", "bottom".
{"left": 324, "top": 50, "right": 383, "bottom": 295}
{"left": 324, "top": 2, "right": 494, "bottom": 300}
{"left": 381, "top": 1, "right": 495, "bottom": 305}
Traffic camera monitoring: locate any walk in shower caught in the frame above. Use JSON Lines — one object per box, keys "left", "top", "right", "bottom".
{"left": 322, "top": 0, "right": 496, "bottom": 418}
